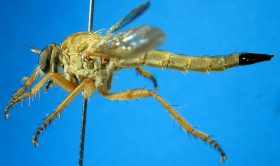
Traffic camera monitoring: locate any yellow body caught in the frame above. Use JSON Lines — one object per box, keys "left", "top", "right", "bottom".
{"left": 4, "top": 1, "right": 273, "bottom": 163}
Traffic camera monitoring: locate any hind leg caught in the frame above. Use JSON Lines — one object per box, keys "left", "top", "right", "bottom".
{"left": 98, "top": 87, "right": 226, "bottom": 162}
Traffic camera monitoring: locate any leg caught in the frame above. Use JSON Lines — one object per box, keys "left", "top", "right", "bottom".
{"left": 135, "top": 67, "right": 158, "bottom": 90}
{"left": 5, "top": 73, "right": 77, "bottom": 119}
{"left": 99, "top": 87, "right": 226, "bottom": 162}
{"left": 32, "top": 79, "right": 94, "bottom": 146}
{"left": 12, "top": 67, "right": 41, "bottom": 98}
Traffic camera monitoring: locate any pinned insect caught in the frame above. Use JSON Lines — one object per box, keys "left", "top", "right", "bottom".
{"left": 4, "top": 1, "right": 273, "bottom": 162}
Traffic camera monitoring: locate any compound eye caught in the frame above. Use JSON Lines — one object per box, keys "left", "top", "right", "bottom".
{"left": 39, "top": 45, "right": 53, "bottom": 73}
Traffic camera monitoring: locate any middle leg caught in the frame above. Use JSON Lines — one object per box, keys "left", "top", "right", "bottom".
{"left": 135, "top": 67, "right": 158, "bottom": 90}
{"left": 32, "top": 79, "right": 95, "bottom": 146}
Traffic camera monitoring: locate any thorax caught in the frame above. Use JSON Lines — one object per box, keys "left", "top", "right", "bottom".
{"left": 60, "top": 31, "right": 115, "bottom": 88}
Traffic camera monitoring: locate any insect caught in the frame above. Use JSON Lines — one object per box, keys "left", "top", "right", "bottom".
{"left": 4, "top": 1, "right": 273, "bottom": 163}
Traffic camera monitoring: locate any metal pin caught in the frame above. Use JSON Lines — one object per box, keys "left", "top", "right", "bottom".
{"left": 88, "top": 0, "right": 94, "bottom": 32}
{"left": 79, "top": 0, "right": 94, "bottom": 165}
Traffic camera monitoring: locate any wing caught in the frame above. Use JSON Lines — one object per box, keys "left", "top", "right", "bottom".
{"left": 88, "top": 25, "right": 164, "bottom": 59}
{"left": 107, "top": 1, "right": 150, "bottom": 34}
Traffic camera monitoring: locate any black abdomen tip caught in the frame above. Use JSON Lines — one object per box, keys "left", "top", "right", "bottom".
{"left": 239, "top": 53, "right": 274, "bottom": 65}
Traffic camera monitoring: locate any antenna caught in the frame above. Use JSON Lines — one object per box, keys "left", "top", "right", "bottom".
{"left": 79, "top": 0, "right": 94, "bottom": 165}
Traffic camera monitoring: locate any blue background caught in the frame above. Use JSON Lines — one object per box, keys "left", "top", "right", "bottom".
{"left": 1, "top": 0, "right": 279, "bottom": 165}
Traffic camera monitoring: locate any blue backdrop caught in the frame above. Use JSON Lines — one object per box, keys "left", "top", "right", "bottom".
{"left": 1, "top": 0, "right": 279, "bottom": 166}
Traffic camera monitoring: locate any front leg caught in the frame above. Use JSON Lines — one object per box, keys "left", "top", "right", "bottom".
{"left": 5, "top": 73, "right": 76, "bottom": 119}
{"left": 12, "top": 67, "right": 41, "bottom": 98}
{"left": 98, "top": 87, "right": 226, "bottom": 162}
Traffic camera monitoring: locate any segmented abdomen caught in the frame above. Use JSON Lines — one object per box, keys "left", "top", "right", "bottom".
{"left": 118, "top": 50, "right": 240, "bottom": 72}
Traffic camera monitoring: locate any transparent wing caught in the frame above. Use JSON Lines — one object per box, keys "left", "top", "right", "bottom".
{"left": 90, "top": 25, "right": 164, "bottom": 58}
{"left": 107, "top": 1, "right": 150, "bottom": 34}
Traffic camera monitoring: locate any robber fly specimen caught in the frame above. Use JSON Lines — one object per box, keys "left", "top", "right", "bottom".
{"left": 4, "top": 1, "right": 273, "bottom": 162}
